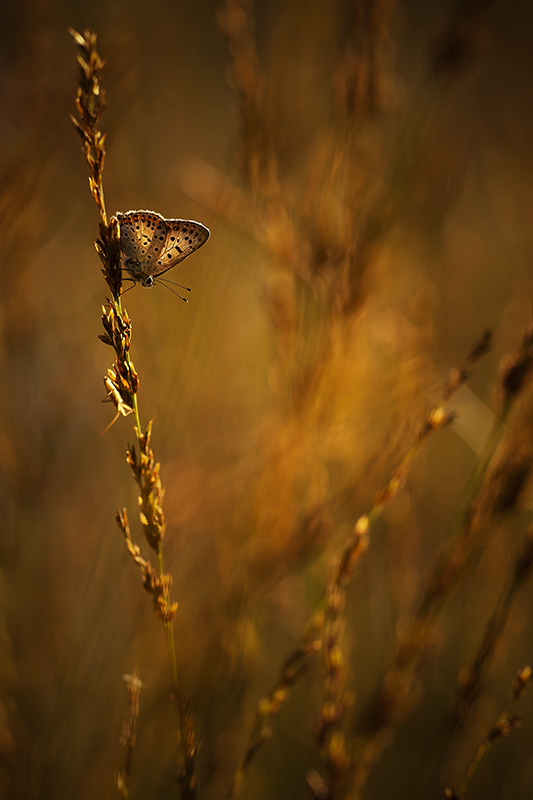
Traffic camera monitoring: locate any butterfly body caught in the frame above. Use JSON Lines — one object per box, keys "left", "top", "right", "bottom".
{"left": 116, "top": 210, "right": 210, "bottom": 287}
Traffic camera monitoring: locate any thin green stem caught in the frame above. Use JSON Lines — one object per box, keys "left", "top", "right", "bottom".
{"left": 131, "top": 390, "right": 143, "bottom": 449}
{"left": 115, "top": 288, "right": 183, "bottom": 742}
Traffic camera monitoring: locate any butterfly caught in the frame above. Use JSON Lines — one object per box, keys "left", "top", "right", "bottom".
{"left": 116, "top": 210, "right": 210, "bottom": 296}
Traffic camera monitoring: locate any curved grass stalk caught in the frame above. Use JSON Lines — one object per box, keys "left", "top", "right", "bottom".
{"left": 227, "top": 329, "right": 492, "bottom": 798}
{"left": 70, "top": 28, "right": 195, "bottom": 799}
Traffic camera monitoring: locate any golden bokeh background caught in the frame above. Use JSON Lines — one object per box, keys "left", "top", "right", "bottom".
{"left": 2, "top": 1, "right": 533, "bottom": 798}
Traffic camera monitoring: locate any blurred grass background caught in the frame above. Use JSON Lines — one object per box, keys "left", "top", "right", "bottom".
{"left": 2, "top": 0, "right": 533, "bottom": 798}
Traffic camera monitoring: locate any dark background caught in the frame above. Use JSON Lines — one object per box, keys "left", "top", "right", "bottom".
{"left": 2, "top": 1, "right": 533, "bottom": 798}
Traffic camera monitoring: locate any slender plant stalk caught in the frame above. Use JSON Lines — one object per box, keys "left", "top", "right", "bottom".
{"left": 446, "top": 666, "right": 533, "bottom": 800}
{"left": 347, "top": 326, "right": 533, "bottom": 798}
{"left": 453, "top": 531, "right": 533, "bottom": 731}
{"left": 116, "top": 671, "right": 143, "bottom": 798}
{"left": 70, "top": 28, "right": 195, "bottom": 798}
{"left": 414, "top": 527, "right": 533, "bottom": 798}
{"left": 416, "top": 403, "right": 510, "bottom": 624}
{"left": 226, "top": 331, "right": 492, "bottom": 799}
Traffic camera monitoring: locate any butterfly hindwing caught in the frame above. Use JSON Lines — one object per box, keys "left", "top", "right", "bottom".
{"left": 144, "top": 215, "right": 169, "bottom": 264}
{"left": 146, "top": 219, "right": 210, "bottom": 278}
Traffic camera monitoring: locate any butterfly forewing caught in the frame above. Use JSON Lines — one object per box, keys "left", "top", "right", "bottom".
{"left": 116, "top": 210, "right": 210, "bottom": 284}
{"left": 117, "top": 211, "right": 160, "bottom": 280}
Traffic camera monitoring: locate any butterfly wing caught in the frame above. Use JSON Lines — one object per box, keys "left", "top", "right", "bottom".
{"left": 117, "top": 211, "right": 210, "bottom": 283}
{"left": 117, "top": 210, "right": 167, "bottom": 281}
{"left": 144, "top": 219, "right": 210, "bottom": 278}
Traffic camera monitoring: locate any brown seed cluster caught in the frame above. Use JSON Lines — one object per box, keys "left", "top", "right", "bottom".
{"left": 100, "top": 301, "right": 138, "bottom": 421}
{"left": 315, "top": 561, "right": 349, "bottom": 790}
{"left": 116, "top": 509, "right": 177, "bottom": 624}
{"left": 126, "top": 421, "right": 167, "bottom": 553}
{"left": 69, "top": 28, "right": 108, "bottom": 225}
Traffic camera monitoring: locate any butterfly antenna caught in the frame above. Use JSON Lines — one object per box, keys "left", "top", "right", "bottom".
{"left": 154, "top": 280, "right": 188, "bottom": 302}
{"left": 156, "top": 276, "right": 192, "bottom": 293}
